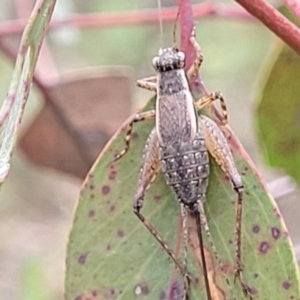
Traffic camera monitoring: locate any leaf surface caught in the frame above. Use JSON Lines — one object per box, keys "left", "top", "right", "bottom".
{"left": 65, "top": 96, "right": 300, "bottom": 300}
{"left": 256, "top": 45, "right": 300, "bottom": 185}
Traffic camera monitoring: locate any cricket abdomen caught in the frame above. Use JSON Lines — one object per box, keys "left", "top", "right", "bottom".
{"left": 159, "top": 131, "right": 210, "bottom": 208}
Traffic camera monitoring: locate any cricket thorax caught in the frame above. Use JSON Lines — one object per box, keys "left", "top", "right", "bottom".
{"left": 159, "top": 129, "right": 210, "bottom": 208}
{"left": 156, "top": 70, "right": 198, "bottom": 146}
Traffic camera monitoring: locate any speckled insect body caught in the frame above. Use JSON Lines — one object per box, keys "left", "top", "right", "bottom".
{"left": 159, "top": 132, "right": 209, "bottom": 209}
{"left": 115, "top": 33, "right": 252, "bottom": 300}
{"left": 155, "top": 51, "right": 210, "bottom": 210}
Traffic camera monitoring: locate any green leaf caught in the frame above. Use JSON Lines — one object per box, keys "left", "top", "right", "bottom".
{"left": 65, "top": 97, "right": 300, "bottom": 300}
{"left": 0, "top": 0, "right": 56, "bottom": 183}
{"left": 256, "top": 45, "right": 300, "bottom": 184}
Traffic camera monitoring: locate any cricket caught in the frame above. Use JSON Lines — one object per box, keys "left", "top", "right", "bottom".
{"left": 114, "top": 2, "right": 252, "bottom": 300}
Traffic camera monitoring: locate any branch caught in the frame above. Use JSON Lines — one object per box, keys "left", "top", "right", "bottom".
{"left": 0, "top": 3, "right": 253, "bottom": 37}
{"left": 235, "top": 0, "right": 300, "bottom": 55}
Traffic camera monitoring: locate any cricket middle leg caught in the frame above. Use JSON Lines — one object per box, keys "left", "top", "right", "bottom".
{"left": 195, "top": 92, "right": 228, "bottom": 126}
{"left": 115, "top": 76, "right": 158, "bottom": 162}
{"left": 137, "top": 76, "right": 157, "bottom": 92}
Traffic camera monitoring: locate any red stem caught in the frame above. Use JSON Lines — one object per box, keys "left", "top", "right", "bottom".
{"left": 235, "top": 0, "right": 300, "bottom": 55}
{"left": 0, "top": 3, "right": 252, "bottom": 37}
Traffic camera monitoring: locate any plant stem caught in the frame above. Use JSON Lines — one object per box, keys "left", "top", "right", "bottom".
{"left": 235, "top": 0, "right": 300, "bottom": 55}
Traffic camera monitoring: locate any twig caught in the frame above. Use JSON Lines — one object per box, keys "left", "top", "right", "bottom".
{"left": 0, "top": 3, "right": 253, "bottom": 37}
{"left": 235, "top": 0, "right": 300, "bottom": 55}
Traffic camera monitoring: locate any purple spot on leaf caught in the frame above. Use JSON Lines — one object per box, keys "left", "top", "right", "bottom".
{"left": 102, "top": 185, "right": 110, "bottom": 195}
{"left": 271, "top": 227, "right": 281, "bottom": 240}
{"left": 254, "top": 273, "right": 259, "bottom": 278}
{"left": 159, "top": 290, "right": 166, "bottom": 300}
{"left": 134, "top": 282, "right": 150, "bottom": 295}
{"left": 92, "top": 290, "right": 98, "bottom": 297}
{"left": 248, "top": 287, "right": 258, "bottom": 295}
{"left": 105, "top": 288, "right": 116, "bottom": 298}
{"left": 168, "top": 280, "right": 182, "bottom": 300}
{"left": 132, "top": 132, "right": 139, "bottom": 140}
{"left": 88, "top": 210, "right": 95, "bottom": 217}
{"left": 220, "top": 263, "right": 230, "bottom": 274}
{"left": 154, "top": 195, "right": 161, "bottom": 201}
{"left": 109, "top": 170, "right": 117, "bottom": 180}
{"left": 259, "top": 241, "right": 271, "bottom": 254}
{"left": 109, "top": 205, "right": 115, "bottom": 212}
{"left": 109, "top": 289, "right": 115, "bottom": 295}
{"left": 118, "top": 230, "right": 125, "bottom": 238}
{"left": 107, "top": 244, "right": 111, "bottom": 251}
{"left": 90, "top": 184, "right": 95, "bottom": 190}
{"left": 78, "top": 252, "right": 89, "bottom": 264}
{"left": 141, "top": 284, "right": 149, "bottom": 295}
{"left": 252, "top": 224, "right": 260, "bottom": 234}
{"left": 282, "top": 281, "right": 291, "bottom": 290}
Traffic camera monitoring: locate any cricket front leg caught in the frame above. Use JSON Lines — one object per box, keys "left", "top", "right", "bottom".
{"left": 137, "top": 76, "right": 157, "bottom": 92}
{"left": 114, "top": 110, "right": 155, "bottom": 161}
{"left": 114, "top": 76, "right": 158, "bottom": 162}
{"left": 199, "top": 115, "right": 252, "bottom": 299}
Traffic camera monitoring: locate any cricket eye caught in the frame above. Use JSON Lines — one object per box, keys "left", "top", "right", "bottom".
{"left": 177, "top": 51, "right": 185, "bottom": 67}
{"left": 152, "top": 56, "right": 160, "bottom": 70}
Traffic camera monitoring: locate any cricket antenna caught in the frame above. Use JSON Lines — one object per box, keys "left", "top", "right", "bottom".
{"left": 195, "top": 211, "right": 212, "bottom": 300}
{"left": 173, "top": 0, "right": 183, "bottom": 49}
{"left": 157, "top": 0, "right": 163, "bottom": 49}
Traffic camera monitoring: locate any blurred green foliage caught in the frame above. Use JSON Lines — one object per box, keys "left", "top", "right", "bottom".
{"left": 256, "top": 45, "right": 300, "bottom": 184}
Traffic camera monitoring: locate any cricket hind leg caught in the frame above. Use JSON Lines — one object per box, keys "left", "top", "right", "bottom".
{"left": 133, "top": 129, "right": 191, "bottom": 299}
{"left": 199, "top": 115, "right": 252, "bottom": 299}
{"left": 233, "top": 186, "right": 251, "bottom": 299}
{"left": 197, "top": 202, "right": 237, "bottom": 300}
{"left": 191, "top": 203, "right": 212, "bottom": 300}
{"left": 135, "top": 211, "right": 191, "bottom": 300}
{"left": 114, "top": 110, "right": 155, "bottom": 161}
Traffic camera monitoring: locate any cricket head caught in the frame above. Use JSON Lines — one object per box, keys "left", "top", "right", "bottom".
{"left": 152, "top": 47, "right": 185, "bottom": 73}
